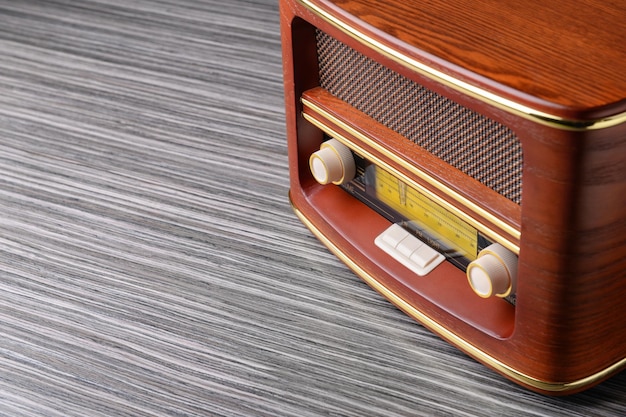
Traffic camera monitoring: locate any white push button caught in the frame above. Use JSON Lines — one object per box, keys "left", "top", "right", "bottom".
{"left": 381, "top": 224, "right": 410, "bottom": 248}
{"left": 410, "top": 245, "right": 440, "bottom": 268}
{"left": 397, "top": 236, "right": 423, "bottom": 258}
{"left": 375, "top": 224, "right": 445, "bottom": 276}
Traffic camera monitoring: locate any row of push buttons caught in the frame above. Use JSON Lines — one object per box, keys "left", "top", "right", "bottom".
{"left": 374, "top": 224, "right": 445, "bottom": 276}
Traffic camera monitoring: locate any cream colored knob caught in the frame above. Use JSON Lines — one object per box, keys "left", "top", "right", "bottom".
{"left": 466, "top": 243, "right": 518, "bottom": 298}
{"left": 309, "top": 139, "right": 356, "bottom": 185}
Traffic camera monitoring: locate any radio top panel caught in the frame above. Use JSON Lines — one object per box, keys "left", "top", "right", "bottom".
{"left": 300, "top": 0, "right": 626, "bottom": 125}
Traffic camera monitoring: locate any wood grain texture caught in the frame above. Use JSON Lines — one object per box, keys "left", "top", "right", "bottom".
{"left": 0, "top": 0, "right": 624, "bottom": 416}
{"left": 310, "top": 0, "right": 626, "bottom": 120}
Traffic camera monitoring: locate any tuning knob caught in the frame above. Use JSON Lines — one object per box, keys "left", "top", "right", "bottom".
{"left": 466, "top": 243, "right": 518, "bottom": 298}
{"left": 309, "top": 139, "right": 356, "bottom": 185}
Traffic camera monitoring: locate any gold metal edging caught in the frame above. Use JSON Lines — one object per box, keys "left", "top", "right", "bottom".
{"left": 301, "top": 99, "right": 521, "bottom": 254}
{"left": 290, "top": 198, "right": 626, "bottom": 393}
{"left": 298, "top": 0, "right": 626, "bottom": 131}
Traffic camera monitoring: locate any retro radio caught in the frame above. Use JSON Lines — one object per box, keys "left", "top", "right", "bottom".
{"left": 280, "top": 0, "right": 625, "bottom": 394}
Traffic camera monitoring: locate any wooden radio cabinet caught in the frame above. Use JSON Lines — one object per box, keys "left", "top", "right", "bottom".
{"left": 280, "top": 0, "right": 626, "bottom": 394}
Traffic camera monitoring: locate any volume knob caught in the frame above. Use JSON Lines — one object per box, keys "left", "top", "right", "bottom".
{"left": 309, "top": 139, "right": 356, "bottom": 185}
{"left": 466, "top": 243, "right": 518, "bottom": 298}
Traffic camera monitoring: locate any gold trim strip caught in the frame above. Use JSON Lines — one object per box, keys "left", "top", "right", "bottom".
{"left": 302, "top": 99, "right": 521, "bottom": 254}
{"left": 298, "top": 0, "right": 626, "bottom": 131}
{"left": 291, "top": 199, "right": 626, "bottom": 393}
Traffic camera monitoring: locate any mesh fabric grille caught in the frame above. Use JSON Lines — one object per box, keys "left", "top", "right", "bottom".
{"left": 316, "top": 30, "right": 523, "bottom": 204}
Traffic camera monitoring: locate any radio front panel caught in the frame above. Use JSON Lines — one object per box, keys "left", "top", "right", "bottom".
{"left": 316, "top": 30, "right": 524, "bottom": 205}
{"left": 280, "top": 0, "right": 626, "bottom": 395}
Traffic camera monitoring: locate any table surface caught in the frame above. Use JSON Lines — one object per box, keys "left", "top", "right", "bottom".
{"left": 0, "top": 1, "right": 624, "bottom": 416}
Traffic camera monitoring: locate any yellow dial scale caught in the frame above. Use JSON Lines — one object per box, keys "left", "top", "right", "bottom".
{"left": 373, "top": 166, "right": 480, "bottom": 261}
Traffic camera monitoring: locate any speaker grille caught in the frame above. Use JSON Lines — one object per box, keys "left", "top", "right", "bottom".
{"left": 316, "top": 30, "right": 523, "bottom": 205}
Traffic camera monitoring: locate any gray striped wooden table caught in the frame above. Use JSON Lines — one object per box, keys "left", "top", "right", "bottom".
{"left": 0, "top": 1, "right": 624, "bottom": 416}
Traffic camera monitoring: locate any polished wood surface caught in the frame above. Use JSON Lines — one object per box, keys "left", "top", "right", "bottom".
{"left": 281, "top": 0, "right": 626, "bottom": 394}
{"left": 1, "top": 0, "right": 625, "bottom": 415}
{"left": 310, "top": 0, "right": 626, "bottom": 119}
